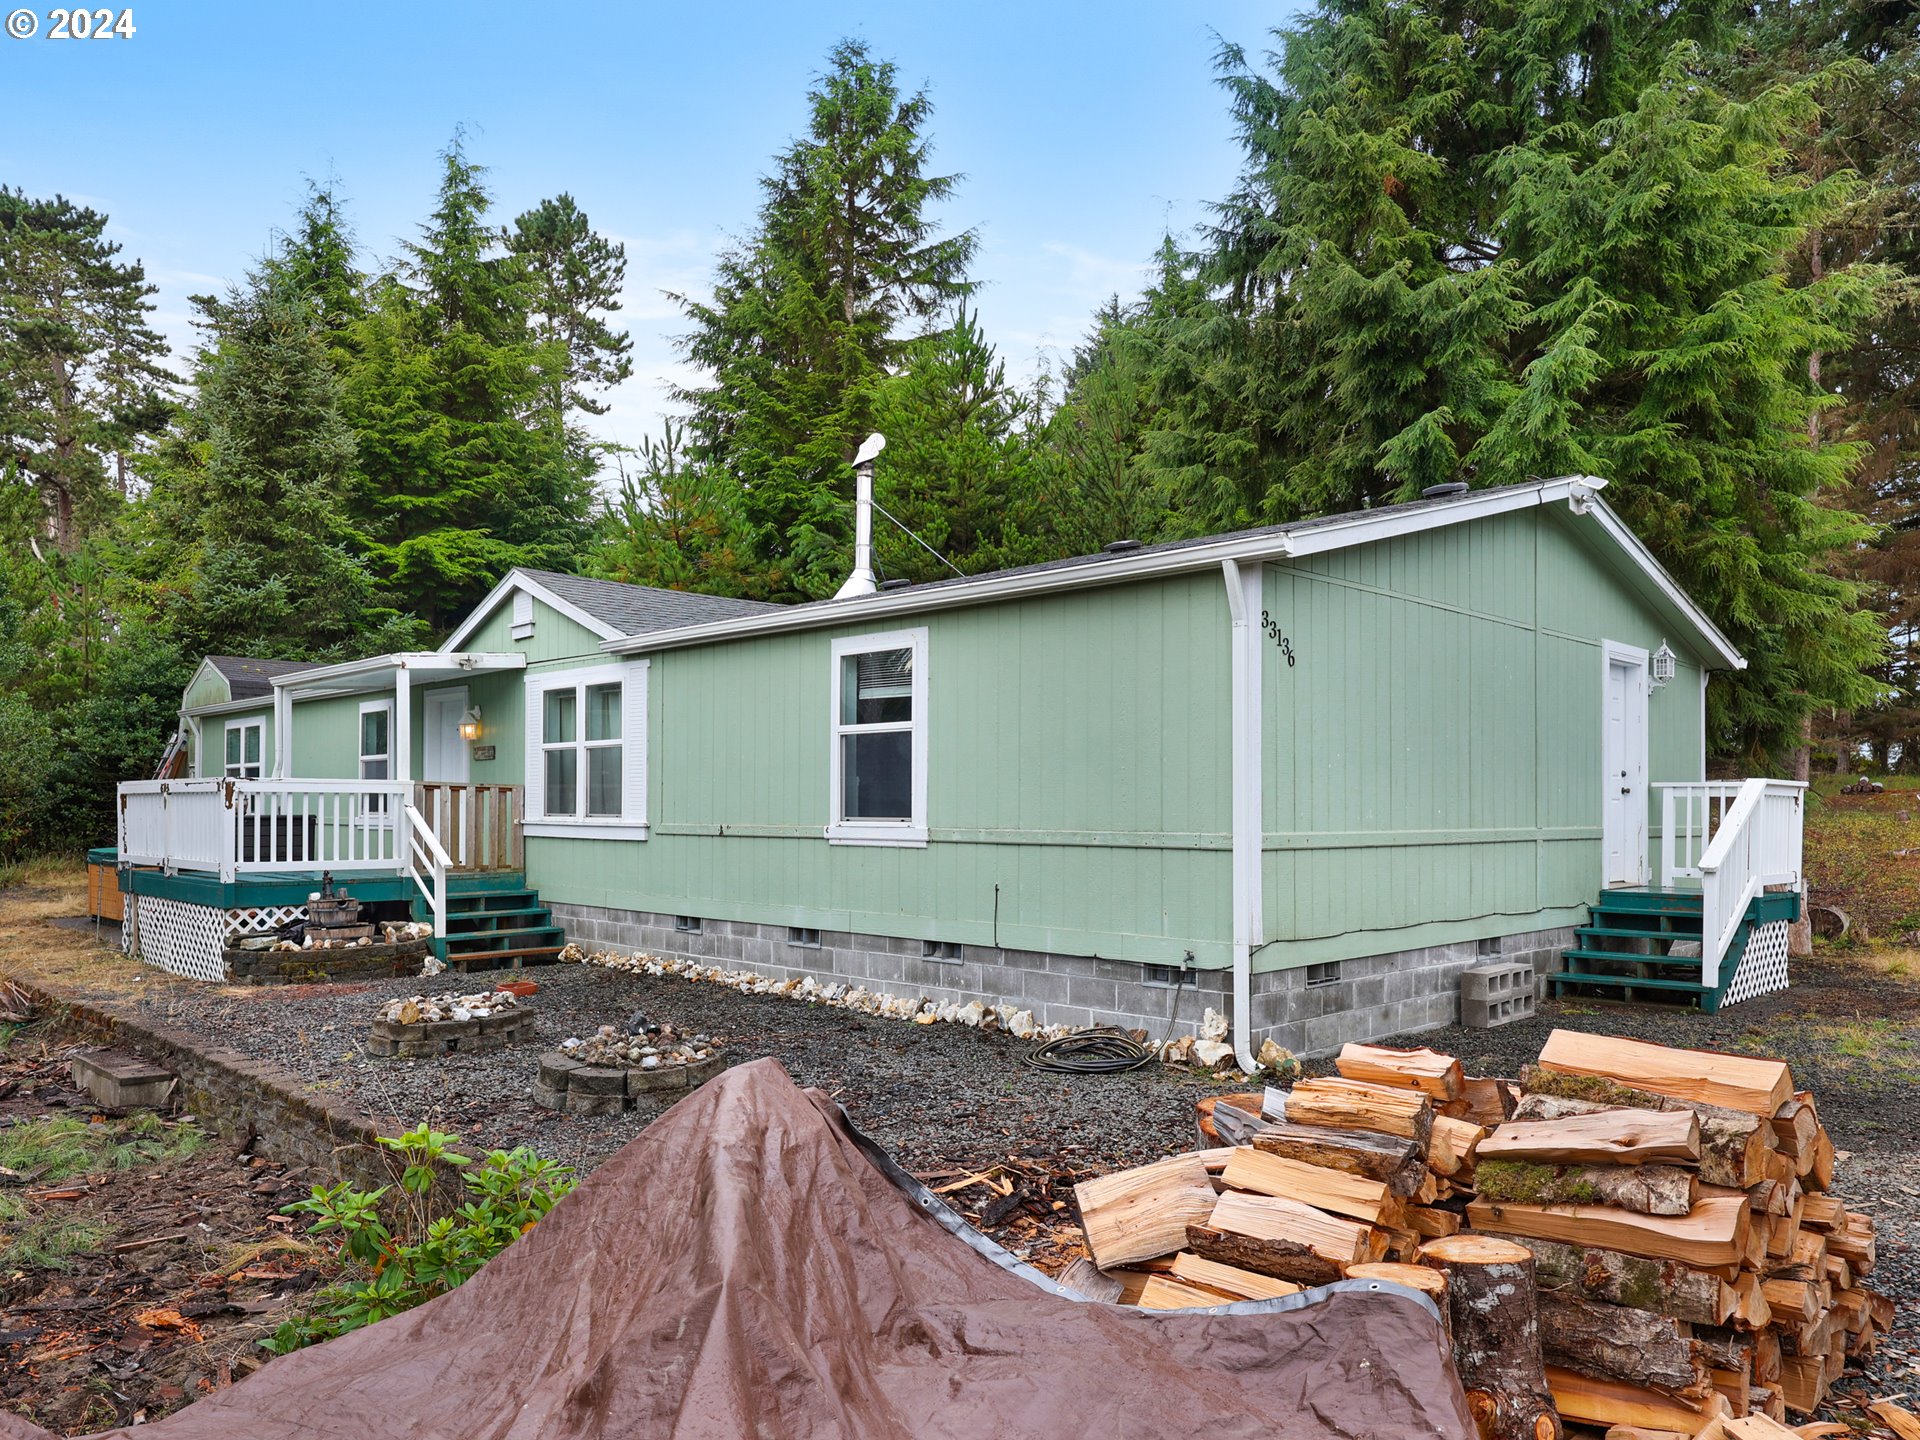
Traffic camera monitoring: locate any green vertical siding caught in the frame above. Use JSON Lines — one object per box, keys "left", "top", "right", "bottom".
{"left": 194, "top": 707, "right": 273, "bottom": 777}
{"left": 183, "top": 665, "right": 231, "bottom": 710}
{"left": 1258, "top": 506, "right": 1707, "bottom": 966}
{"left": 462, "top": 596, "right": 607, "bottom": 664}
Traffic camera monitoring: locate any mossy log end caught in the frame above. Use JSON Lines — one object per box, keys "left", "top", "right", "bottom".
{"left": 1474, "top": 1160, "right": 1698, "bottom": 1217}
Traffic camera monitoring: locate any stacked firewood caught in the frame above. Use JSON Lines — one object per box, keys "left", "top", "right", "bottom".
{"left": 1060, "top": 1030, "right": 1886, "bottom": 1440}
{"left": 1469, "top": 1030, "right": 1889, "bottom": 1434}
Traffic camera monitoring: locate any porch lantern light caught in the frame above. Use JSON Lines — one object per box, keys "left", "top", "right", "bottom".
{"left": 459, "top": 705, "right": 483, "bottom": 742}
{"left": 1651, "top": 642, "right": 1676, "bottom": 688}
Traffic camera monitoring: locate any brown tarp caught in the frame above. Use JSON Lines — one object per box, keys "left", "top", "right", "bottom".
{"left": 2, "top": 1059, "right": 1477, "bottom": 1439}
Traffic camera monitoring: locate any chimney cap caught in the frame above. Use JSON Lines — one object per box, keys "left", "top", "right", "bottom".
{"left": 853, "top": 433, "right": 887, "bottom": 467}
{"left": 1421, "top": 481, "right": 1469, "bottom": 500}
{"left": 879, "top": 578, "right": 913, "bottom": 591}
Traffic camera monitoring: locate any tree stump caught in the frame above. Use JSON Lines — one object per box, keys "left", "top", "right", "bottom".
{"left": 1418, "top": 1234, "right": 1563, "bottom": 1440}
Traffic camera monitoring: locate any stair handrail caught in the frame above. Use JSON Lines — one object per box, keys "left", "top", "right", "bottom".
{"left": 1694, "top": 778, "right": 1806, "bottom": 988}
{"left": 403, "top": 800, "right": 452, "bottom": 940}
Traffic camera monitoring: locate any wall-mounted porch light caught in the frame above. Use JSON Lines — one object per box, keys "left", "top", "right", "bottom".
{"left": 459, "top": 705, "right": 483, "bottom": 742}
{"left": 1651, "top": 642, "right": 1676, "bottom": 688}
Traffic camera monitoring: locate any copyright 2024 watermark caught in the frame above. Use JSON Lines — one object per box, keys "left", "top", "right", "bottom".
{"left": 6, "top": 7, "right": 136, "bottom": 39}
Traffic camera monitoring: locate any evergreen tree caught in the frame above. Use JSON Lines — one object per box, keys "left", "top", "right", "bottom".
{"left": 0, "top": 189, "right": 174, "bottom": 548}
{"left": 269, "top": 181, "right": 368, "bottom": 343}
{"left": 344, "top": 139, "right": 592, "bottom": 629}
{"left": 676, "top": 39, "right": 977, "bottom": 598}
{"left": 590, "top": 421, "right": 760, "bottom": 595}
{"left": 506, "top": 193, "right": 633, "bottom": 418}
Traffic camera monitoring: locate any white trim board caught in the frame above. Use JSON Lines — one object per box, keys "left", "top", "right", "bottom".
{"left": 826, "top": 627, "right": 929, "bottom": 847}
{"left": 442, "top": 570, "right": 625, "bottom": 653}
{"left": 602, "top": 477, "right": 1746, "bottom": 671}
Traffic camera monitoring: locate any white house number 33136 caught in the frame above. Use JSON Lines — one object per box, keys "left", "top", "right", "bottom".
{"left": 1260, "top": 611, "right": 1297, "bottom": 667}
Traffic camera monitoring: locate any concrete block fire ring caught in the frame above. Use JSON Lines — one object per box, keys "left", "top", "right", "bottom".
{"left": 365, "top": 1008, "right": 536, "bottom": 1059}
{"left": 71, "top": 1049, "right": 175, "bottom": 1108}
{"left": 532, "top": 1049, "right": 727, "bottom": 1114}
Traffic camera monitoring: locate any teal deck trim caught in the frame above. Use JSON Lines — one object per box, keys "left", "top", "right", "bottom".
{"left": 118, "top": 864, "right": 523, "bottom": 909}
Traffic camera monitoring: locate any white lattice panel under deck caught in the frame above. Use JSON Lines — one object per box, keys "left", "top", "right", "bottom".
{"left": 228, "top": 905, "right": 305, "bottom": 940}
{"left": 1721, "top": 919, "right": 1791, "bottom": 1008}
{"left": 125, "top": 895, "right": 228, "bottom": 982}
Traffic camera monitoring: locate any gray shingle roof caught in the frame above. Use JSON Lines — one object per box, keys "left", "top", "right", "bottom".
{"left": 520, "top": 570, "right": 785, "bottom": 637}
{"left": 206, "top": 655, "right": 323, "bottom": 700}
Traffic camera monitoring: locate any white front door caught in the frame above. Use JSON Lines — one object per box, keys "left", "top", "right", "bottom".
{"left": 422, "top": 688, "right": 471, "bottom": 784}
{"left": 1601, "top": 644, "right": 1650, "bottom": 887}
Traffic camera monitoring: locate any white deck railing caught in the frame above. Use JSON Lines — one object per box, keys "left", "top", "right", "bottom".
{"left": 403, "top": 802, "right": 452, "bottom": 939}
{"left": 1656, "top": 782, "right": 1749, "bottom": 886}
{"left": 1677, "top": 779, "right": 1806, "bottom": 988}
{"left": 119, "top": 779, "right": 410, "bottom": 881}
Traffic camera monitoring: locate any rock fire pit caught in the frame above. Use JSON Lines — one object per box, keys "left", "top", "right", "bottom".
{"left": 365, "top": 989, "right": 535, "bottom": 1058}
{"left": 533, "top": 1013, "right": 725, "bottom": 1115}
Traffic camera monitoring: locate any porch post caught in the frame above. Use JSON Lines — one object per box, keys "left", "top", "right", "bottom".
{"left": 395, "top": 663, "right": 412, "bottom": 796}
{"left": 273, "top": 685, "right": 292, "bottom": 779}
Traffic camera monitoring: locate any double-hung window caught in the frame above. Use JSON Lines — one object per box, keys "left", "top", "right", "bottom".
{"left": 524, "top": 662, "right": 648, "bottom": 838}
{"left": 827, "top": 629, "right": 928, "bottom": 845}
{"left": 359, "top": 700, "right": 392, "bottom": 816}
{"left": 223, "top": 720, "right": 263, "bottom": 780}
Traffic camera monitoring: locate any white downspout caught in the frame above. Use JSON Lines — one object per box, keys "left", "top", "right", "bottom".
{"left": 1221, "top": 558, "right": 1263, "bottom": 1073}
{"left": 834, "top": 433, "right": 886, "bottom": 600}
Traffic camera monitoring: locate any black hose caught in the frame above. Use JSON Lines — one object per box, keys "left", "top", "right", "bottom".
{"left": 1022, "top": 963, "right": 1191, "bottom": 1075}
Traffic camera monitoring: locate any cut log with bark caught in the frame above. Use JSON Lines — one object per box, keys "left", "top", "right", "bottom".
{"left": 1206, "top": 1189, "right": 1377, "bottom": 1268}
{"left": 1512, "top": 1084, "right": 1767, "bottom": 1190}
{"left": 1463, "top": 1075, "right": 1519, "bottom": 1128}
{"left": 1249, "top": 1121, "right": 1428, "bottom": 1196}
{"left": 1536, "top": 1291, "right": 1712, "bottom": 1400}
{"left": 1073, "top": 1154, "right": 1218, "bottom": 1270}
{"left": 1536, "top": 1030, "right": 1793, "bottom": 1119}
{"left": 1194, "top": 1092, "right": 1269, "bottom": 1147}
{"left": 1283, "top": 1077, "right": 1435, "bottom": 1147}
{"left": 1335, "top": 1042, "right": 1466, "bottom": 1101}
{"left": 1135, "top": 1274, "right": 1230, "bottom": 1309}
{"left": 1429, "top": 1113, "right": 1488, "bottom": 1178}
{"left": 1417, "top": 1235, "right": 1563, "bottom": 1440}
{"left": 1547, "top": 1367, "right": 1729, "bottom": 1434}
{"left": 1475, "top": 1160, "right": 1699, "bottom": 1217}
{"left": 1481, "top": 1236, "right": 1735, "bottom": 1327}
{"left": 1467, "top": 1194, "right": 1751, "bottom": 1269}
{"left": 1478, "top": 1110, "right": 1702, "bottom": 1167}
{"left": 1168, "top": 1251, "right": 1304, "bottom": 1302}
{"left": 1218, "top": 1147, "right": 1403, "bottom": 1225}
{"left": 1183, "top": 1221, "right": 1345, "bottom": 1287}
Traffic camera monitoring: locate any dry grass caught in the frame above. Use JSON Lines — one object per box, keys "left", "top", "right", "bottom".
{"left": 1805, "top": 789, "right": 1920, "bottom": 948}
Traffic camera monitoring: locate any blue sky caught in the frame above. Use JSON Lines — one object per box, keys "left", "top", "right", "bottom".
{"left": 2, "top": 0, "right": 1292, "bottom": 457}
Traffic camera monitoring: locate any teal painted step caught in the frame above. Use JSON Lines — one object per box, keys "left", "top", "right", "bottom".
{"left": 1549, "top": 888, "right": 1799, "bottom": 1013}
{"left": 414, "top": 873, "right": 567, "bottom": 973}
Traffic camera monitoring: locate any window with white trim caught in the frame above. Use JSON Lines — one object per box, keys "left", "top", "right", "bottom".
{"left": 223, "top": 720, "right": 263, "bottom": 780}
{"left": 523, "top": 661, "right": 648, "bottom": 836}
{"left": 827, "top": 628, "right": 928, "bottom": 845}
{"left": 359, "top": 700, "right": 392, "bottom": 814}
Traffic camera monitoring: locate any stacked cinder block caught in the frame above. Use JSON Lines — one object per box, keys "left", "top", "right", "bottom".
{"left": 1460, "top": 962, "right": 1537, "bottom": 1029}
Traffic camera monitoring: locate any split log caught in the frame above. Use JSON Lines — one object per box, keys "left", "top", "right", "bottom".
{"left": 1335, "top": 1042, "right": 1465, "bottom": 1101}
{"left": 1249, "top": 1121, "right": 1427, "bottom": 1196}
{"left": 1462, "top": 1075, "right": 1519, "bottom": 1128}
{"left": 1183, "top": 1222, "right": 1344, "bottom": 1288}
{"left": 1195, "top": 1092, "right": 1268, "bottom": 1147}
{"left": 1206, "top": 1189, "right": 1378, "bottom": 1268}
{"left": 1547, "top": 1367, "right": 1728, "bottom": 1434}
{"left": 1513, "top": 1083, "right": 1767, "bottom": 1189}
{"left": 1536, "top": 1292, "right": 1712, "bottom": 1400}
{"left": 1168, "top": 1251, "right": 1303, "bottom": 1302}
{"left": 1868, "top": 1401, "right": 1920, "bottom": 1440}
{"left": 1073, "top": 1154, "right": 1218, "bottom": 1270}
{"left": 1054, "top": 1258, "right": 1126, "bottom": 1303}
{"left": 1219, "top": 1147, "right": 1403, "bottom": 1225}
{"left": 1467, "top": 1194, "right": 1750, "bottom": 1269}
{"left": 1769, "top": 1094, "right": 1819, "bottom": 1159}
{"left": 1603, "top": 1429, "right": 1693, "bottom": 1440}
{"left": 1208, "top": 1101, "right": 1269, "bottom": 1148}
{"left": 1798, "top": 1194, "right": 1844, "bottom": 1231}
{"left": 1478, "top": 1109, "right": 1701, "bottom": 1167}
{"left": 1827, "top": 1213, "right": 1874, "bottom": 1272}
{"left": 1536, "top": 1030, "right": 1793, "bottom": 1117}
{"left": 1428, "top": 1114, "right": 1488, "bottom": 1178}
{"left": 1135, "top": 1274, "right": 1229, "bottom": 1309}
{"left": 1347, "top": 1260, "right": 1451, "bottom": 1342}
{"left": 1417, "top": 1235, "right": 1563, "bottom": 1440}
{"left": 1408, "top": 1206, "right": 1464, "bottom": 1239}
{"left": 1481, "top": 1234, "right": 1734, "bottom": 1326}
{"left": 1474, "top": 1160, "right": 1698, "bottom": 1217}
{"left": 1284, "top": 1077, "right": 1435, "bottom": 1147}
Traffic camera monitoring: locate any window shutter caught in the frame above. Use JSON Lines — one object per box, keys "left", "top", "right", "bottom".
{"left": 511, "top": 589, "right": 535, "bottom": 640}
{"left": 623, "top": 662, "right": 647, "bottom": 824}
{"left": 523, "top": 679, "right": 545, "bottom": 818}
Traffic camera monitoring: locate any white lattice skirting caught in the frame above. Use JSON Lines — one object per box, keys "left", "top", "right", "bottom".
{"left": 1721, "top": 919, "right": 1792, "bottom": 1008}
{"left": 122, "top": 897, "right": 308, "bottom": 982}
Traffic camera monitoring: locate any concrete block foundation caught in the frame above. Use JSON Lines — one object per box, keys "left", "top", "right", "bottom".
{"left": 550, "top": 904, "right": 1575, "bottom": 1058}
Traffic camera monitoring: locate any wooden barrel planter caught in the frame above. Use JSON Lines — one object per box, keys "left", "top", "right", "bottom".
{"left": 366, "top": 993, "right": 535, "bottom": 1058}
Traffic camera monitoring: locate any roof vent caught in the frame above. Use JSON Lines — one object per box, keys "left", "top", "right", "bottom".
{"left": 1102, "top": 539, "right": 1145, "bottom": 554}
{"left": 879, "top": 578, "right": 913, "bottom": 591}
{"left": 1421, "top": 482, "right": 1469, "bottom": 500}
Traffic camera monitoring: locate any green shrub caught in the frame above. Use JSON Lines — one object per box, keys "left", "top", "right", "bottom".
{"left": 264, "top": 1125, "right": 574, "bottom": 1353}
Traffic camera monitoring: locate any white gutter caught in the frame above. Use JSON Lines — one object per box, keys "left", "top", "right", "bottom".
{"left": 269, "top": 651, "right": 527, "bottom": 693}
{"left": 1222, "top": 558, "right": 1263, "bottom": 1074}
{"left": 603, "top": 476, "right": 1748, "bottom": 665}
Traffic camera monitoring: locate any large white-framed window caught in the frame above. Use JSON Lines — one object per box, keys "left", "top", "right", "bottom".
{"left": 359, "top": 699, "right": 393, "bottom": 817}
{"left": 827, "top": 628, "right": 928, "bottom": 846}
{"left": 523, "top": 660, "right": 648, "bottom": 839}
{"left": 223, "top": 720, "right": 263, "bottom": 780}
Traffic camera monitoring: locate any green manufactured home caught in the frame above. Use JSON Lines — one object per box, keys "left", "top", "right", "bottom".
{"left": 117, "top": 475, "right": 1804, "bottom": 1057}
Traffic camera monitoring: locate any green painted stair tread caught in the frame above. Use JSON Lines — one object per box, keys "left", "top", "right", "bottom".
{"left": 1574, "top": 924, "right": 1702, "bottom": 941}
{"left": 1559, "top": 947, "right": 1706, "bottom": 967}
{"left": 444, "top": 947, "right": 565, "bottom": 972}
{"left": 443, "top": 926, "right": 565, "bottom": 950}
{"left": 446, "top": 907, "right": 554, "bottom": 929}
{"left": 1546, "top": 972, "right": 1714, "bottom": 995}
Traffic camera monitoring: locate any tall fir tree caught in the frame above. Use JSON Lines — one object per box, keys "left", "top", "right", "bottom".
{"left": 0, "top": 189, "right": 174, "bottom": 548}
{"left": 675, "top": 39, "right": 977, "bottom": 598}
{"left": 506, "top": 193, "right": 633, "bottom": 418}
{"left": 590, "top": 420, "right": 761, "bottom": 596}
